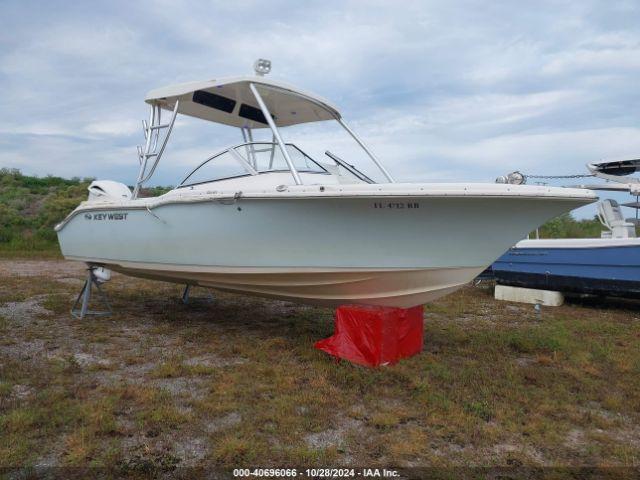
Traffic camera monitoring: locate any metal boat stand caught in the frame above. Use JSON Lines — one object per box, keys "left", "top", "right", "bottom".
{"left": 71, "top": 267, "right": 113, "bottom": 319}
{"left": 182, "top": 284, "right": 191, "bottom": 304}
{"left": 181, "top": 284, "right": 214, "bottom": 304}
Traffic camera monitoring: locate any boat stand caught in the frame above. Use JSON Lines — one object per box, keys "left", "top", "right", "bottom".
{"left": 181, "top": 284, "right": 214, "bottom": 304}
{"left": 71, "top": 267, "right": 113, "bottom": 319}
{"left": 182, "top": 284, "right": 192, "bottom": 304}
{"left": 315, "top": 305, "right": 424, "bottom": 367}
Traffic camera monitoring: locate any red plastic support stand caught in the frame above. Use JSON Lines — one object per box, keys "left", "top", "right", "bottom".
{"left": 315, "top": 305, "right": 424, "bottom": 367}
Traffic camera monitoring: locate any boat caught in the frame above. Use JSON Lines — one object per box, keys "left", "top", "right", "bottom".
{"left": 55, "top": 60, "right": 596, "bottom": 309}
{"left": 492, "top": 160, "right": 640, "bottom": 298}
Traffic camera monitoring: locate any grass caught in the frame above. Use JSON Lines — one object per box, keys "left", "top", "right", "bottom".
{"left": 149, "top": 357, "right": 216, "bottom": 378}
{"left": 0, "top": 258, "right": 639, "bottom": 472}
{"left": 0, "top": 248, "right": 63, "bottom": 259}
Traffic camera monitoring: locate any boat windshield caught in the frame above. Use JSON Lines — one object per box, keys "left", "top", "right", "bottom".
{"left": 179, "top": 142, "right": 328, "bottom": 187}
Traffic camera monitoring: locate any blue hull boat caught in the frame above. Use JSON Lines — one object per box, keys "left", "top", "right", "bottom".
{"left": 492, "top": 159, "right": 640, "bottom": 299}
{"left": 493, "top": 238, "right": 640, "bottom": 298}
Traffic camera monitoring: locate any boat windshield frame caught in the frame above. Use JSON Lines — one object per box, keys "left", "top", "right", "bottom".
{"left": 177, "top": 142, "right": 330, "bottom": 188}
{"left": 132, "top": 75, "right": 396, "bottom": 198}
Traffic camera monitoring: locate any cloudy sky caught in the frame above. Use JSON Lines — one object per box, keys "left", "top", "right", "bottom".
{"left": 1, "top": 0, "right": 640, "bottom": 215}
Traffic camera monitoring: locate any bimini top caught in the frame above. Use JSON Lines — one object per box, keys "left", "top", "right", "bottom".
{"left": 145, "top": 76, "right": 341, "bottom": 129}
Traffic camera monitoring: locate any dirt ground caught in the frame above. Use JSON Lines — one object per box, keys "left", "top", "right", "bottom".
{"left": 1, "top": 259, "right": 639, "bottom": 477}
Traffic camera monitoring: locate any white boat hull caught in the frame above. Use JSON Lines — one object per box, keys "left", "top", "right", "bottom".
{"left": 73, "top": 261, "right": 481, "bottom": 308}
{"left": 57, "top": 185, "right": 595, "bottom": 307}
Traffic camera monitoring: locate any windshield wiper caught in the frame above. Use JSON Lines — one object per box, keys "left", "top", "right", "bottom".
{"left": 325, "top": 151, "right": 375, "bottom": 184}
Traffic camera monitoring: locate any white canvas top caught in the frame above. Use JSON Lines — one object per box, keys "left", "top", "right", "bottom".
{"left": 145, "top": 76, "right": 341, "bottom": 128}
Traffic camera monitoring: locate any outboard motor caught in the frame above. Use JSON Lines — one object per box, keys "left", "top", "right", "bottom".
{"left": 87, "top": 180, "right": 132, "bottom": 201}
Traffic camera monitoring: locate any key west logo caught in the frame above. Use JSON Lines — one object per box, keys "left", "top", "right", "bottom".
{"left": 84, "top": 212, "right": 129, "bottom": 221}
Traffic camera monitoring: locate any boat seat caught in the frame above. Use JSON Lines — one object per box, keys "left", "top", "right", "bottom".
{"left": 598, "top": 199, "right": 636, "bottom": 238}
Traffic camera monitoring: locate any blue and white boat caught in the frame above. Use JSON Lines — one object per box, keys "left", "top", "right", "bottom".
{"left": 493, "top": 160, "right": 640, "bottom": 298}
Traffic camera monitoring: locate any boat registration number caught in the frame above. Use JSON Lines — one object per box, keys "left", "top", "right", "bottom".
{"left": 373, "top": 202, "right": 419, "bottom": 209}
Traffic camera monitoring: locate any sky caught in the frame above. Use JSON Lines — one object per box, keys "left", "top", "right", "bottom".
{"left": 1, "top": 0, "right": 640, "bottom": 216}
